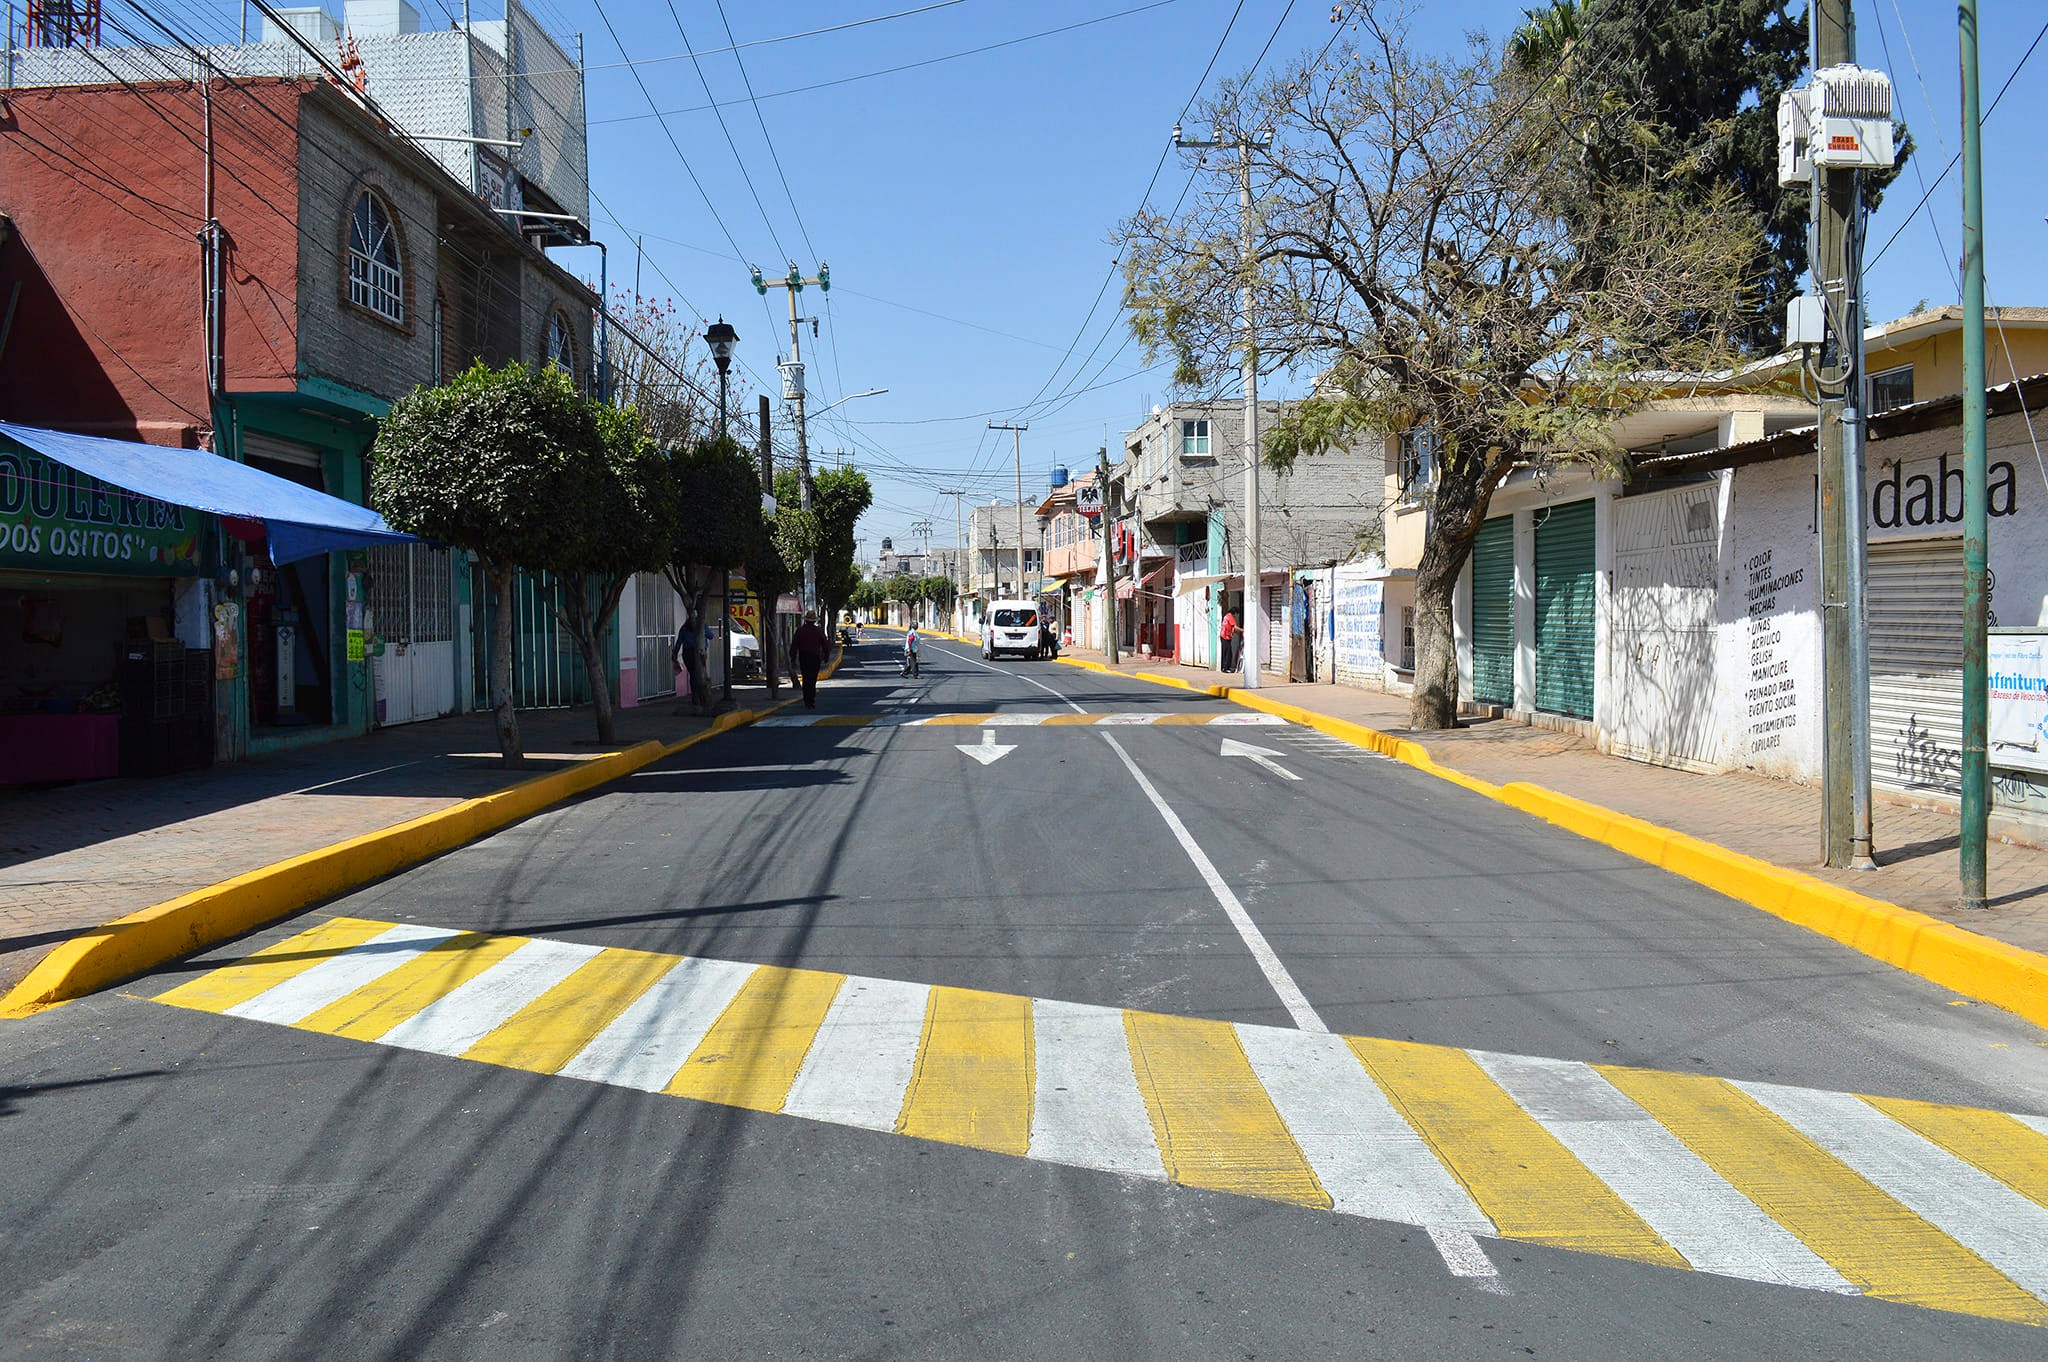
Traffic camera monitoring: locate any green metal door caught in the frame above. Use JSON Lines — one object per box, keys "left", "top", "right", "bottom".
{"left": 1469, "top": 517, "right": 1515, "bottom": 706}
{"left": 1534, "top": 500, "right": 1596, "bottom": 718}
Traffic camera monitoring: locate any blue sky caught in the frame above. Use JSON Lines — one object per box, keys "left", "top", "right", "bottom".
{"left": 159, "top": 2, "right": 2048, "bottom": 555}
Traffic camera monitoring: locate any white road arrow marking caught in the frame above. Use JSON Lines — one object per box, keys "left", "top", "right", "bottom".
{"left": 1220, "top": 737, "right": 1301, "bottom": 781}
{"left": 957, "top": 728, "right": 1017, "bottom": 765}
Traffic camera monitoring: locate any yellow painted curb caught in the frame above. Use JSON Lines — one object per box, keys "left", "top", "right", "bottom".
{"left": 3, "top": 708, "right": 776, "bottom": 1018}
{"left": 1092, "top": 661, "right": 2048, "bottom": 1029}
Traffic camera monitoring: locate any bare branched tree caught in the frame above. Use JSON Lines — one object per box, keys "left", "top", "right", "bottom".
{"left": 1118, "top": 5, "right": 1760, "bottom": 727}
{"left": 606, "top": 293, "right": 717, "bottom": 453}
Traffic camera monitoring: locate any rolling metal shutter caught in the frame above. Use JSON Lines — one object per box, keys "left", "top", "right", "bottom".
{"left": 1469, "top": 517, "right": 1515, "bottom": 706}
{"left": 1265, "top": 583, "right": 1286, "bottom": 673}
{"left": 1534, "top": 500, "right": 1597, "bottom": 719}
{"left": 1869, "top": 537, "right": 1963, "bottom": 795}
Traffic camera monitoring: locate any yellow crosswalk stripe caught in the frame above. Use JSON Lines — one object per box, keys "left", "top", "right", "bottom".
{"left": 1603, "top": 1067, "right": 2048, "bottom": 1325}
{"left": 1151, "top": 713, "right": 1216, "bottom": 725}
{"left": 666, "top": 964, "right": 844, "bottom": 1112}
{"left": 1863, "top": 1094, "right": 2048, "bottom": 1215}
{"left": 815, "top": 715, "right": 876, "bottom": 727}
{"left": 294, "top": 931, "right": 528, "bottom": 1041}
{"left": 898, "top": 986, "right": 1034, "bottom": 1155}
{"left": 917, "top": 713, "right": 997, "bottom": 726}
{"left": 1352, "top": 1037, "right": 1683, "bottom": 1266}
{"left": 152, "top": 916, "right": 392, "bottom": 1013}
{"left": 461, "top": 947, "right": 680, "bottom": 1074}
{"left": 1126, "top": 1012, "right": 1328, "bottom": 1208}
{"left": 1040, "top": 713, "right": 1100, "bottom": 725}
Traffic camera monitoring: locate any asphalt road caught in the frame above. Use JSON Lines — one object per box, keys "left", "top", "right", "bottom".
{"left": 3, "top": 634, "right": 2046, "bottom": 1360}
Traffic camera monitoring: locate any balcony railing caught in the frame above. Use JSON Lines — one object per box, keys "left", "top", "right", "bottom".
{"left": 1175, "top": 542, "right": 1208, "bottom": 572}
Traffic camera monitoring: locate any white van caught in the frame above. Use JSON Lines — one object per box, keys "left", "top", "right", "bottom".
{"left": 981, "top": 600, "right": 1047, "bottom": 660}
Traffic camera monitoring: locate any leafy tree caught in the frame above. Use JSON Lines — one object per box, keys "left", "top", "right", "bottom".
{"left": 1507, "top": 0, "right": 1908, "bottom": 351}
{"left": 811, "top": 465, "right": 874, "bottom": 627}
{"left": 553, "top": 401, "right": 674, "bottom": 743}
{"left": 662, "top": 435, "right": 766, "bottom": 712}
{"left": 1118, "top": 11, "right": 1759, "bottom": 728}
{"left": 749, "top": 468, "right": 818, "bottom": 695}
{"left": 371, "top": 360, "right": 602, "bottom": 764}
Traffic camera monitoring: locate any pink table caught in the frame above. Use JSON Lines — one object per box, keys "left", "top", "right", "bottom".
{"left": 0, "top": 713, "right": 121, "bottom": 783}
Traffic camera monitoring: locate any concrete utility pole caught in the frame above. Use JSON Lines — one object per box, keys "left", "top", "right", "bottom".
{"left": 941, "top": 488, "right": 965, "bottom": 633}
{"left": 1960, "top": 0, "right": 1990, "bottom": 908}
{"left": 991, "top": 422, "right": 1029, "bottom": 598}
{"left": 1176, "top": 124, "right": 1272, "bottom": 689}
{"left": 753, "top": 261, "right": 829, "bottom": 615}
{"left": 1098, "top": 447, "right": 1120, "bottom": 665}
{"left": 1812, "top": 0, "right": 1876, "bottom": 869}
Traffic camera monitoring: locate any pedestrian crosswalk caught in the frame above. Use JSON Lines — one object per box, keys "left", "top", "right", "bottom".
{"left": 756, "top": 710, "right": 1289, "bottom": 728}
{"left": 154, "top": 916, "right": 2048, "bottom": 1327}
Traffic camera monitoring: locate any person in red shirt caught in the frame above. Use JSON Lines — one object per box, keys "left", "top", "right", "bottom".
{"left": 792, "top": 610, "right": 829, "bottom": 709}
{"left": 1219, "top": 605, "right": 1240, "bottom": 672}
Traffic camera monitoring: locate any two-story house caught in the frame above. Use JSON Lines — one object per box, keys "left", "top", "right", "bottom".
{"left": 0, "top": 45, "right": 596, "bottom": 773}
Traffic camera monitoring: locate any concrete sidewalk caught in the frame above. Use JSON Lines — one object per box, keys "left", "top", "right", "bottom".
{"left": 1059, "top": 646, "right": 2048, "bottom": 959}
{"left": 0, "top": 679, "right": 795, "bottom": 997}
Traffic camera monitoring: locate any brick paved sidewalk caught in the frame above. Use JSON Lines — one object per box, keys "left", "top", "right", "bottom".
{"left": 0, "top": 679, "right": 792, "bottom": 996}
{"left": 1064, "top": 647, "right": 2048, "bottom": 959}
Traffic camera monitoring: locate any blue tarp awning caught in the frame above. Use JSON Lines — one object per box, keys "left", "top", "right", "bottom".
{"left": 0, "top": 422, "right": 416, "bottom": 566}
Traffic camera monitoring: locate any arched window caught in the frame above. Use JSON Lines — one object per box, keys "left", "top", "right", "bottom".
{"left": 347, "top": 190, "right": 404, "bottom": 323}
{"left": 545, "top": 310, "right": 576, "bottom": 377}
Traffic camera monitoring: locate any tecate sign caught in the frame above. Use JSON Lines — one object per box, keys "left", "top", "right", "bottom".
{"left": 1075, "top": 483, "right": 1103, "bottom": 516}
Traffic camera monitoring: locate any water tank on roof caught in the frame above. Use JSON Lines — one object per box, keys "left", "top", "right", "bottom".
{"left": 1049, "top": 465, "right": 1069, "bottom": 489}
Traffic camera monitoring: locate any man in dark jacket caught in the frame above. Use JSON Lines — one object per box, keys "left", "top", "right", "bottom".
{"left": 792, "top": 610, "right": 829, "bottom": 709}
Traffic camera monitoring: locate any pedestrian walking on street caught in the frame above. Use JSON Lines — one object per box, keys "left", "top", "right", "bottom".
{"left": 792, "top": 610, "right": 829, "bottom": 709}
{"left": 672, "top": 614, "right": 705, "bottom": 715}
{"left": 901, "top": 623, "right": 921, "bottom": 678}
{"left": 1219, "top": 606, "right": 1240, "bottom": 672}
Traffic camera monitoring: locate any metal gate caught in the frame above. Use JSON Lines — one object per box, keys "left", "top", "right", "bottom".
{"left": 471, "top": 566, "right": 597, "bottom": 710}
{"left": 1608, "top": 485, "right": 1720, "bottom": 768}
{"left": 1534, "top": 499, "right": 1597, "bottom": 718}
{"left": 1470, "top": 517, "right": 1515, "bottom": 706}
{"left": 1264, "top": 583, "right": 1286, "bottom": 674}
{"left": 1870, "top": 537, "right": 1964, "bottom": 795}
{"left": 635, "top": 573, "right": 679, "bottom": 700}
{"left": 367, "top": 543, "right": 456, "bottom": 726}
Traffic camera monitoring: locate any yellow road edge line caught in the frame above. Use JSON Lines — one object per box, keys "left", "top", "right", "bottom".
{"left": 1, "top": 709, "right": 781, "bottom": 1020}
{"left": 151, "top": 915, "right": 396, "bottom": 1014}
{"left": 665, "top": 963, "right": 845, "bottom": 1112}
{"left": 897, "top": 986, "right": 1035, "bottom": 1156}
{"left": 1862, "top": 1094, "right": 2048, "bottom": 1214}
{"left": 1602, "top": 1066, "right": 2048, "bottom": 1324}
{"left": 461, "top": 945, "right": 683, "bottom": 1073}
{"left": 1351, "top": 1036, "right": 1681, "bottom": 1264}
{"left": 1126, "top": 1011, "right": 1328, "bottom": 1209}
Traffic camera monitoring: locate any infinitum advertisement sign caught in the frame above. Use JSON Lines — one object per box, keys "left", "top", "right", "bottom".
{"left": 1988, "top": 628, "right": 2048, "bottom": 776}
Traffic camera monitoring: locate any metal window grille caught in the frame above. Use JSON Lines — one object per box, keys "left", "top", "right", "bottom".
{"left": 635, "top": 574, "right": 678, "bottom": 699}
{"left": 1399, "top": 428, "right": 1435, "bottom": 498}
{"left": 348, "top": 192, "right": 404, "bottom": 323}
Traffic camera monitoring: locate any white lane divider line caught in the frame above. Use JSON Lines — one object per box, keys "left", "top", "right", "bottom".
{"left": 1426, "top": 1226, "right": 1507, "bottom": 1292}
{"left": 783, "top": 975, "right": 931, "bottom": 1132}
{"left": 224, "top": 923, "right": 459, "bottom": 1025}
{"left": 1470, "top": 1051, "right": 1854, "bottom": 1292}
{"left": 1099, "top": 731, "right": 1326, "bottom": 1034}
{"left": 1030, "top": 997, "right": 1167, "bottom": 1180}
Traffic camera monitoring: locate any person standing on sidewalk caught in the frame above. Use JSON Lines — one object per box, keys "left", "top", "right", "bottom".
{"left": 1219, "top": 606, "right": 1239, "bottom": 672}
{"left": 792, "top": 610, "right": 829, "bottom": 709}
{"left": 672, "top": 614, "right": 704, "bottom": 715}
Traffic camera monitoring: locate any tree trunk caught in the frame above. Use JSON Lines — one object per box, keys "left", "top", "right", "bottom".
{"left": 488, "top": 561, "right": 523, "bottom": 765}
{"left": 1408, "top": 554, "right": 1462, "bottom": 728}
{"left": 760, "top": 606, "right": 781, "bottom": 699}
{"left": 559, "top": 574, "right": 625, "bottom": 745}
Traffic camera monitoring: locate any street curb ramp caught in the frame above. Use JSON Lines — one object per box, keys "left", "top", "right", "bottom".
{"left": 1075, "top": 657, "right": 2048, "bottom": 1033}
{"left": 0, "top": 699, "right": 793, "bottom": 1019}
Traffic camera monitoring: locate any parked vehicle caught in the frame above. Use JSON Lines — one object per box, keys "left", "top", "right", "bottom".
{"left": 981, "top": 601, "right": 1046, "bottom": 660}
{"left": 728, "top": 617, "right": 763, "bottom": 680}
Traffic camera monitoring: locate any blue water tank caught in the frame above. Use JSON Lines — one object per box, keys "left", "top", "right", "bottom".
{"left": 1049, "top": 465, "right": 1070, "bottom": 488}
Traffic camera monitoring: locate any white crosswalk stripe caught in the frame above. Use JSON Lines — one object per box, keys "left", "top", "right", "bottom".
{"left": 1738, "top": 1081, "right": 2048, "bottom": 1303}
{"left": 783, "top": 975, "right": 932, "bottom": 1132}
{"left": 224, "top": 923, "right": 458, "bottom": 1025}
{"left": 1030, "top": 998, "right": 1166, "bottom": 1179}
{"left": 557, "top": 955, "right": 757, "bottom": 1092}
{"left": 1472, "top": 1051, "right": 1853, "bottom": 1291}
{"left": 377, "top": 938, "right": 605, "bottom": 1056}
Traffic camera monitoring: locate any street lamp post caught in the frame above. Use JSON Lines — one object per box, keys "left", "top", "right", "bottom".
{"left": 704, "top": 317, "right": 738, "bottom": 703}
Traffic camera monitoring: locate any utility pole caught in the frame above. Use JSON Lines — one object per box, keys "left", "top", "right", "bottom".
{"left": 1098, "top": 447, "right": 1119, "bottom": 665}
{"left": 941, "top": 488, "right": 965, "bottom": 633}
{"left": 1177, "top": 124, "right": 1272, "bottom": 688}
{"left": 1960, "top": 0, "right": 1989, "bottom": 908}
{"left": 991, "top": 422, "right": 1028, "bottom": 598}
{"left": 753, "top": 260, "right": 830, "bottom": 615}
{"left": 1809, "top": 0, "right": 1879, "bottom": 869}
{"left": 757, "top": 393, "right": 779, "bottom": 698}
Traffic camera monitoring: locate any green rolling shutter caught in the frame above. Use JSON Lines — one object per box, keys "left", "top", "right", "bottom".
{"left": 1469, "top": 517, "right": 1515, "bottom": 706}
{"left": 1534, "top": 500, "right": 1596, "bottom": 719}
